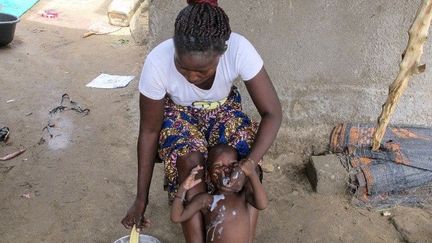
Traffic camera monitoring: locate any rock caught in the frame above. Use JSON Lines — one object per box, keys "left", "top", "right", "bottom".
{"left": 306, "top": 154, "right": 348, "bottom": 195}
{"left": 130, "top": 0, "right": 150, "bottom": 45}
{"left": 261, "top": 163, "right": 275, "bottom": 173}
{"left": 108, "top": 0, "right": 143, "bottom": 27}
{"left": 391, "top": 206, "right": 432, "bottom": 243}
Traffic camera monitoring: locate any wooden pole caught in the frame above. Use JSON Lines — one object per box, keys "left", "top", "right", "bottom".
{"left": 372, "top": 0, "right": 432, "bottom": 151}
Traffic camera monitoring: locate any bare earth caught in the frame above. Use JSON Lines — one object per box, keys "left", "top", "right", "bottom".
{"left": 0, "top": 1, "right": 426, "bottom": 242}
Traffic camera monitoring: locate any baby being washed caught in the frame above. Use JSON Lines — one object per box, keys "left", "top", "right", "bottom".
{"left": 170, "top": 144, "right": 268, "bottom": 243}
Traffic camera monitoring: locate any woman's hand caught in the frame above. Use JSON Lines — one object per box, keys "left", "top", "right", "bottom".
{"left": 239, "top": 158, "right": 257, "bottom": 177}
{"left": 121, "top": 95, "right": 163, "bottom": 231}
{"left": 121, "top": 198, "right": 151, "bottom": 232}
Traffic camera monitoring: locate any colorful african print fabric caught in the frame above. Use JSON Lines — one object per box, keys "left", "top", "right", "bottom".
{"left": 158, "top": 86, "right": 258, "bottom": 202}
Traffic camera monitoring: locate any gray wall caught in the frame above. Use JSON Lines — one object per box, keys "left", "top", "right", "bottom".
{"left": 148, "top": 0, "right": 432, "bottom": 157}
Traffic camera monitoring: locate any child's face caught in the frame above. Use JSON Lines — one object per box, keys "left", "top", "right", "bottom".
{"left": 209, "top": 152, "right": 238, "bottom": 189}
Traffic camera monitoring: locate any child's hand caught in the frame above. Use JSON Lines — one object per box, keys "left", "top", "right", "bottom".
{"left": 240, "top": 158, "right": 257, "bottom": 177}
{"left": 180, "top": 165, "right": 203, "bottom": 190}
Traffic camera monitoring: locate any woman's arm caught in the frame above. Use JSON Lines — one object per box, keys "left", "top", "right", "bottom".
{"left": 222, "top": 67, "right": 281, "bottom": 193}
{"left": 121, "top": 94, "right": 164, "bottom": 230}
{"left": 241, "top": 160, "right": 268, "bottom": 210}
{"left": 245, "top": 67, "right": 282, "bottom": 164}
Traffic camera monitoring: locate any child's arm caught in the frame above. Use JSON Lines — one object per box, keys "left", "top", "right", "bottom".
{"left": 170, "top": 165, "right": 210, "bottom": 223}
{"left": 240, "top": 160, "right": 268, "bottom": 210}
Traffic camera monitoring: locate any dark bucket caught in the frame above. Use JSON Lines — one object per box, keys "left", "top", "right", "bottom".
{"left": 0, "top": 13, "right": 20, "bottom": 46}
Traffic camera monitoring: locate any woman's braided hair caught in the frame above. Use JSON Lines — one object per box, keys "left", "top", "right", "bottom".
{"left": 174, "top": 0, "right": 231, "bottom": 54}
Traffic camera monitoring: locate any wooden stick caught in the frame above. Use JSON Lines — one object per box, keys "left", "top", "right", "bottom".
{"left": 0, "top": 149, "right": 26, "bottom": 161}
{"left": 372, "top": 0, "right": 432, "bottom": 151}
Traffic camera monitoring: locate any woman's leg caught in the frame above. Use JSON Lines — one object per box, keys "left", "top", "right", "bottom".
{"left": 158, "top": 117, "right": 208, "bottom": 242}
{"left": 177, "top": 151, "right": 206, "bottom": 243}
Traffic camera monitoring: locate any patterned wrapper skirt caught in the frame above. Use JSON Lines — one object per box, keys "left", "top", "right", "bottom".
{"left": 158, "top": 86, "right": 258, "bottom": 202}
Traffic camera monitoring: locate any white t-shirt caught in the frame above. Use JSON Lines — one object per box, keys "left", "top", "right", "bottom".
{"left": 138, "top": 32, "right": 263, "bottom": 107}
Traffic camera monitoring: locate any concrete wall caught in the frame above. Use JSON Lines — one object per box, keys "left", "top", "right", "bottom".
{"left": 148, "top": 0, "right": 432, "bottom": 157}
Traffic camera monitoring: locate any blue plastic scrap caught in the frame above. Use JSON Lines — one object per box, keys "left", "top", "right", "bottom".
{"left": 0, "top": 0, "right": 39, "bottom": 17}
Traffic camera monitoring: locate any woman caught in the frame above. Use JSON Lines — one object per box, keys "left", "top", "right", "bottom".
{"left": 121, "top": 0, "right": 282, "bottom": 242}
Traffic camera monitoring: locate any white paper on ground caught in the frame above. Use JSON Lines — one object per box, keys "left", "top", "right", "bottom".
{"left": 86, "top": 74, "right": 135, "bottom": 89}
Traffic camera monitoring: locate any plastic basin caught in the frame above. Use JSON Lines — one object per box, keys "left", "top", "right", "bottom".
{"left": 0, "top": 13, "right": 20, "bottom": 46}
{"left": 114, "top": 234, "right": 161, "bottom": 243}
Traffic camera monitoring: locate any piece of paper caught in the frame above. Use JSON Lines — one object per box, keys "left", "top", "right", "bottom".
{"left": 86, "top": 74, "right": 135, "bottom": 89}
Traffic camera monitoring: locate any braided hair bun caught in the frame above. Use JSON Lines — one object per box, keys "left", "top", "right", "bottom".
{"left": 187, "top": 0, "right": 218, "bottom": 7}
{"left": 174, "top": 0, "right": 230, "bottom": 53}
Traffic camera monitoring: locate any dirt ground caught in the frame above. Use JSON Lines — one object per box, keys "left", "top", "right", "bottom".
{"left": 0, "top": 1, "right": 428, "bottom": 242}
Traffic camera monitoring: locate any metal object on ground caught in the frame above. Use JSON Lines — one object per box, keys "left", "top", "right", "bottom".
{"left": 114, "top": 234, "right": 161, "bottom": 243}
{"left": 0, "top": 127, "right": 10, "bottom": 141}
{"left": 42, "top": 94, "right": 90, "bottom": 138}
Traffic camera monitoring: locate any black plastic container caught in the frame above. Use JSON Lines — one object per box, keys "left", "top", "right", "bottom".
{"left": 0, "top": 13, "right": 20, "bottom": 46}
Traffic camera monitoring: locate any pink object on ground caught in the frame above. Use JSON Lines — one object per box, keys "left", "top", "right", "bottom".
{"left": 41, "top": 9, "right": 58, "bottom": 18}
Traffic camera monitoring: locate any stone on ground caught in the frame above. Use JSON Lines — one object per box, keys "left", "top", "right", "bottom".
{"left": 261, "top": 163, "right": 275, "bottom": 173}
{"left": 391, "top": 206, "right": 432, "bottom": 243}
{"left": 130, "top": 0, "right": 150, "bottom": 45}
{"left": 108, "top": 0, "right": 143, "bottom": 27}
{"left": 306, "top": 154, "right": 348, "bottom": 195}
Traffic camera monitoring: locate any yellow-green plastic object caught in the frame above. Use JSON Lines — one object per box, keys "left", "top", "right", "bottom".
{"left": 130, "top": 225, "right": 139, "bottom": 243}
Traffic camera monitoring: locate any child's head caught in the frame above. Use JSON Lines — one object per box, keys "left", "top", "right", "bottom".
{"left": 207, "top": 144, "right": 238, "bottom": 189}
